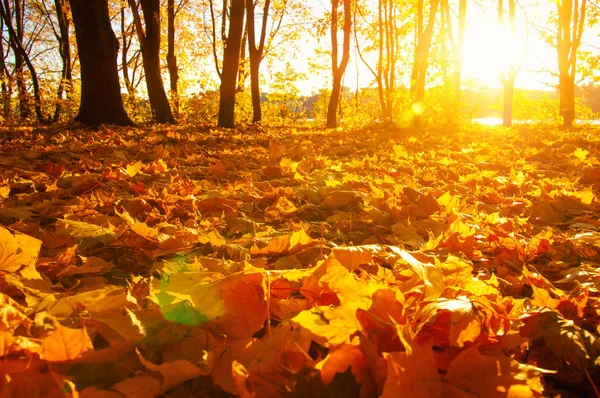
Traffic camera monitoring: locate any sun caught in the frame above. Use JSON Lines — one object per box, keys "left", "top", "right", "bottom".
{"left": 461, "top": 20, "right": 521, "bottom": 89}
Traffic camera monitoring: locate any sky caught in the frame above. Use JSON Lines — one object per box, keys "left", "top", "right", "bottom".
{"left": 274, "top": 0, "right": 600, "bottom": 96}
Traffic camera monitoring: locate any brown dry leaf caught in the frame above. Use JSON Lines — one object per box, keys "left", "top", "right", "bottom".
{"left": 43, "top": 285, "right": 138, "bottom": 318}
{"left": 444, "top": 345, "right": 546, "bottom": 397}
{"left": 229, "top": 324, "right": 313, "bottom": 397}
{"left": 381, "top": 341, "right": 444, "bottom": 397}
{"left": 40, "top": 319, "right": 93, "bottom": 361}
{"left": 251, "top": 229, "right": 315, "bottom": 256}
{"left": 390, "top": 247, "right": 444, "bottom": 299}
{"left": 56, "top": 255, "right": 114, "bottom": 277}
{"left": 317, "top": 344, "right": 377, "bottom": 398}
{"left": 209, "top": 159, "right": 228, "bottom": 177}
{"left": 520, "top": 310, "right": 597, "bottom": 370}
{"left": 57, "top": 219, "right": 116, "bottom": 248}
{"left": 110, "top": 375, "right": 161, "bottom": 398}
{"left": 330, "top": 245, "right": 384, "bottom": 272}
{"left": 418, "top": 297, "right": 481, "bottom": 348}
{"left": 269, "top": 140, "right": 287, "bottom": 162}
{"left": 320, "top": 190, "right": 365, "bottom": 207}
{"left": 137, "top": 348, "right": 210, "bottom": 392}
{"left": 356, "top": 289, "right": 406, "bottom": 353}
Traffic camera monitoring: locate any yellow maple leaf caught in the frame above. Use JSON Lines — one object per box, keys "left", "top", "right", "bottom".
{"left": 0, "top": 227, "right": 41, "bottom": 277}
{"left": 573, "top": 148, "right": 589, "bottom": 161}
{"left": 125, "top": 160, "right": 143, "bottom": 177}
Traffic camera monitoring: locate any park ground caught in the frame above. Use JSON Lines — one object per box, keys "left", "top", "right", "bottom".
{"left": 1, "top": 123, "right": 599, "bottom": 397}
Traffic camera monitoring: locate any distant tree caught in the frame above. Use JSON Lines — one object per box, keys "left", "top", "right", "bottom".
{"left": 52, "top": 0, "right": 72, "bottom": 122}
{"left": 31, "top": 0, "right": 73, "bottom": 122}
{"left": 119, "top": 6, "right": 143, "bottom": 101}
{"left": 212, "top": 0, "right": 245, "bottom": 128}
{"left": 70, "top": 0, "right": 133, "bottom": 126}
{"left": 555, "top": 0, "right": 587, "bottom": 128}
{"left": 0, "top": 0, "right": 47, "bottom": 123}
{"left": 411, "top": 0, "right": 439, "bottom": 127}
{"left": 129, "top": 0, "right": 174, "bottom": 123}
{"left": 166, "top": 0, "right": 182, "bottom": 119}
{"left": 0, "top": 17, "right": 10, "bottom": 119}
{"left": 245, "top": 0, "right": 286, "bottom": 124}
{"left": 498, "top": 0, "right": 516, "bottom": 127}
{"left": 440, "top": 0, "right": 466, "bottom": 111}
{"left": 327, "top": 0, "right": 352, "bottom": 128}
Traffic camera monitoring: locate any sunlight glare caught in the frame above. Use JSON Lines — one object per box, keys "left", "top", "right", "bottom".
{"left": 462, "top": 20, "right": 522, "bottom": 89}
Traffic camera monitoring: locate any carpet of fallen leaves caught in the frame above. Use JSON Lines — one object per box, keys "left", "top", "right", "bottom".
{"left": 1, "top": 123, "right": 600, "bottom": 397}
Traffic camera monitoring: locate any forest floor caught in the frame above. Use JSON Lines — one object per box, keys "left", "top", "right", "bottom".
{"left": 1, "top": 123, "right": 600, "bottom": 397}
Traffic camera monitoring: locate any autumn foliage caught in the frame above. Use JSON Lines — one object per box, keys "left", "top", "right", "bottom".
{"left": 1, "top": 124, "right": 600, "bottom": 397}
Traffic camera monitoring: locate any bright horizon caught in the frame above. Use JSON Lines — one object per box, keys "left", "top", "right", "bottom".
{"left": 279, "top": 1, "right": 599, "bottom": 96}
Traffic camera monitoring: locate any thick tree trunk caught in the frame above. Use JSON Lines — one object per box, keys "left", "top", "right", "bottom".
{"left": 218, "top": 0, "right": 245, "bottom": 128}
{"left": 70, "top": 0, "right": 133, "bottom": 126}
{"left": 167, "top": 0, "right": 179, "bottom": 119}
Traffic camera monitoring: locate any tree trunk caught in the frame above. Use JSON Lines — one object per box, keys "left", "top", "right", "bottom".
{"left": 502, "top": 74, "right": 514, "bottom": 127}
{"left": 130, "top": 0, "right": 174, "bottom": 123}
{"left": 411, "top": 0, "right": 439, "bottom": 127}
{"left": 70, "top": 0, "right": 133, "bottom": 126}
{"left": 0, "top": 17, "right": 11, "bottom": 121}
{"left": 454, "top": 0, "right": 466, "bottom": 101}
{"left": 53, "top": 0, "right": 72, "bottom": 122}
{"left": 327, "top": 0, "right": 352, "bottom": 129}
{"left": 246, "top": 0, "right": 272, "bottom": 124}
{"left": 0, "top": 1, "right": 47, "bottom": 123}
{"left": 249, "top": 56, "right": 261, "bottom": 123}
{"left": 556, "top": 0, "right": 586, "bottom": 128}
{"left": 3, "top": 0, "right": 29, "bottom": 120}
{"left": 560, "top": 73, "right": 575, "bottom": 128}
{"left": 0, "top": 0, "right": 46, "bottom": 123}
{"left": 218, "top": 0, "right": 245, "bottom": 128}
{"left": 167, "top": 0, "right": 179, "bottom": 119}
{"left": 499, "top": 0, "right": 516, "bottom": 127}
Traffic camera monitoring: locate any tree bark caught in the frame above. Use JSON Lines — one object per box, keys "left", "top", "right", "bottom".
{"left": 167, "top": 0, "right": 179, "bottom": 119}
{"left": 3, "top": 0, "right": 28, "bottom": 120}
{"left": 502, "top": 76, "right": 514, "bottom": 126}
{"left": 129, "top": 0, "right": 174, "bottom": 123}
{"left": 0, "top": 17, "right": 11, "bottom": 120}
{"left": 454, "top": 0, "right": 466, "bottom": 101}
{"left": 218, "top": 0, "right": 245, "bottom": 128}
{"left": 411, "top": 0, "right": 439, "bottom": 127}
{"left": 52, "top": 0, "right": 72, "bottom": 122}
{"left": 499, "top": 0, "right": 516, "bottom": 127}
{"left": 0, "top": 0, "right": 46, "bottom": 123}
{"left": 556, "top": 0, "right": 586, "bottom": 128}
{"left": 327, "top": 0, "right": 352, "bottom": 128}
{"left": 246, "top": 0, "right": 272, "bottom": 124}
{"left": 70, "top": 0, "right": 133, "bottom": 126}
